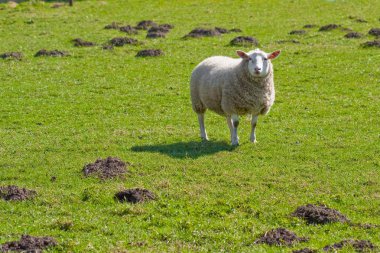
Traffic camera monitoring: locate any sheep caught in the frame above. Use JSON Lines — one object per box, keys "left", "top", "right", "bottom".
{"left": 190, "top": 48, "right": 281, "bottom": 145}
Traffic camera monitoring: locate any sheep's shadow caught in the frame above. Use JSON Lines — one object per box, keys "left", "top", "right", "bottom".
{"left": 131, "top": 140, "right": 235, "bottom": 159}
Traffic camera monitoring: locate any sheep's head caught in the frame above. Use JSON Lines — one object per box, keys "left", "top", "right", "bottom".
{"left": 237, "top": 49, "right": 280, "bottom": 78}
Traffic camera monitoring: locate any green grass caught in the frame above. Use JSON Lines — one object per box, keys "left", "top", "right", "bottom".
{"left": 0, "top": 0, "right": 379, "bottom": 252}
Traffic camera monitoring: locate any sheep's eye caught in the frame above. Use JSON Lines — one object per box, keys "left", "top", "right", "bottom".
{"left": 263, "top": 58, "right": 268, "bottom": 61}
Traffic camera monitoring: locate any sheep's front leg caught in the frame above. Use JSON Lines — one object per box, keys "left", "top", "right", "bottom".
{"left": 197, "top": 113, "right": 208, "bottom": 141}
{"left": 229, "top": 114, "right": 239, "bottom": 146}
{"left": 250, "top": 115, "right": 258, "bottom": 143}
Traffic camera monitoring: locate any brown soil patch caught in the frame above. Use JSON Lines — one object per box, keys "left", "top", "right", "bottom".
{"left": 35, "top": 49, "right": 70, "bottom": 57}
{"left": 114, "top": 188, "right": 156, "bottom": 203}
{"left": 362, "top": 40, "right": 380, "bottom": 48}
{"left": 82, "top": 157, "right": 128, "bottom": 179}
{"left": 254, "top": 228, "right": 308, "bottom": 246}
{"left": 119, "top": 25, "right": 138, "bottom": 35}
{"left": 146, "top": 32, "right": 166, "bottom": 38}
{"left": 184, "top": 28, "right": 221, "bottom": 38}
{"left": 136, "top": 49, "right": 163, "bottom": 57}
{"left": 323, "top": 239, "right": 377, "bottom": 252}
{"left": 0, "top": 185, "right": 36, "bottom": 201}
{"left": 368, "top": 28, "right": 380, "bottom": 37}
{"left": 344, "top": 32, "right": 363, "bottom": 38}
{"left": 135, "top": 20, "right": 157, "bottom": 30}
{"left": 319, "top": 24, "right": 340, "bottom": 31}
{"left": 159, "top": 23, "right": 174, "bottom": 29}
{"left": 109, "top": 37, "right": 139, "bottom": 46}
{"left": 72, "top": 38, "right": 96, "bottom": 47}
{"left": 292, "top": 204, "right": 349, "bottom": 224}
{"left": 303, "top": 24, "right": 317, "bottom": 28}
{"left": 104, "top": 22, "right": 120, "bottom": 29}
{"left": 289, "top": 30, "right": 307, "bottom": 35}
{"left": 349, "top": 16, "right": 368, "bottom": 23}
{"left": 215, "top": 27, "right": 229, "bottom": 34}
{"left": 230, "top": 36, "right": 259, "bottom": 46}
{"left": 293, "top": 248, "right": 317, "bottom": 253}
{"left": 0, "top": 235, "right": 57, "bottom": 252}
{"left": 0, "top": 52, "right": 23, "bottom": 60}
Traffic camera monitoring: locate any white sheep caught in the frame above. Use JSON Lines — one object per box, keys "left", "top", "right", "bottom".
{"left": 190, "top": 48, "right": 281, "bottom": 145}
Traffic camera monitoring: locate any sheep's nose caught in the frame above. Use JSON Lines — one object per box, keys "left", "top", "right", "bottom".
{"left": 255, "top": 67, "right": 261, "bottom": 71}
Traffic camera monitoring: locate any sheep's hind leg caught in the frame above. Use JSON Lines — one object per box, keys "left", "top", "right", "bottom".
{"left": 197, "top": 113, "right": 208, "bottom": 141}
{"left": 250, "top": 115, "right": 258, "bottom": 143}
{"left": 229, "top": 114, "right": 239, "bottom": 146}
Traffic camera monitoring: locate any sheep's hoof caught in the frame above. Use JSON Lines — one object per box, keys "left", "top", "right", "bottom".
{"left": 201, "top": 137, "right": 209, "bottom": 142}
{"left": 250, "top": 138, "right": 257, "bottom": 144}
{"left": 231, "top": 140, "right": 239, "bottom": 146}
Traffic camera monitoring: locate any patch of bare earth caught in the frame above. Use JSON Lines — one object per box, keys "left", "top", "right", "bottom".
{"left": 0, "top": 52, "right": 23, "bottom": 60}
{"left": 230, "top": 36, "right": 259, "bottom": 46}
{"left": 291, "top": 204, "right": 349, "bottom": 224}
{"left": 362, "top": 40, "right": 380, "bottom": 48}
{"left": 0, "top": 185, "right": 36, "bottom": 201}
{"left": 319, "top": 24, "right": 340, "bottom": 31}
{"left": 368, "top": 28, "right": 380, "bottom": 37}
{"left": 135, "top": 20, "right": 157, "bottom": 30}
{"left": 254, "top": 228, "right": 308, "bottom": 246}
{"left": 82, "top": 157, "right": 128, "bottom": 179}
{"left": 114, "top": 188, "right": 156, "bottom": 203}
{"left": 35, "top": 49, "right": 70, "bottom": 57}
{"left": 289, "top": 30, "right": 307, "bottom": 35}
{"left": 184, "top": 28, "right": 221, "bottom": 38}
{"left": 72, "top": 38, "right": 96, "bottom": 47}
{"left": 136, "top": 49, "right": 163, "bottom": 57}
{"left": 0, "top": 235, "right": 57, "bottom": 252}
{"left": 119, "top": 25, "right": 138, "bottom": 35}
{"left": 344, "top": 32, "right": 363, "bottom": 38}
{"left": 323, "top": 239, "right": 377, "bottom": 252}
{"left": 109, "top": 37, "right": 139, "bottom": 46}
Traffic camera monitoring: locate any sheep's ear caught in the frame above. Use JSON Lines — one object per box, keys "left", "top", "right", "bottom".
{"left": 236, "top": 50, "right": 250, "bottom": 60}
{"left": 267, "top": 50, "right": 281, "bottom": 60}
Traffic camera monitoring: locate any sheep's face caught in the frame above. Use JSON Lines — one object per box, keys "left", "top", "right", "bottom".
{"left": 237, "top": 49, "right": 281, "bottom": 78}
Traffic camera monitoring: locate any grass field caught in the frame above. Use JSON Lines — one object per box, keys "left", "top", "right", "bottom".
{"left": 0, "top": 0, "right": 380, "bottom": 252}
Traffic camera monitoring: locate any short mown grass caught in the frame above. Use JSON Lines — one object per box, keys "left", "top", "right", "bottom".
{"left": 0, "top": 0, "right": 379, "bottom": 252}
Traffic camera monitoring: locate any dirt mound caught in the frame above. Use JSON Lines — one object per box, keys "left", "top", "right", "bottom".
{"left": 368, "top": 28, "right": 380, "bottom": 37}
{"left": 362, "top": 40, "right": 380, "bottom": 48}
{"left": 159, "top": 23, "right": 174, "bottom": 29}
{"left": 323, "top": 239, "right": 376, "bottom": 252}
{"left": 114, "top": 188, "right": 156, "bottom": 203}
{"left": 135, "top": 20, "right": 157, "bottom": 30}
{"left": 82, "top": 157, "right": 128, "bottom": 179}
{"left": 109, "top": 37, "right": 139, "bottom": 46}
{"left": 349, "top": 16, "right": 368, "bottom": 23}
{"left": 72, "top": 38, "right": 96, "bottom": 47}
{"left": 319, "top": 24, "right": 340, "bottom": 31}
{"left": 289, "top": 30, "right": 306, "bottom": 35}
{"left": 0, "top": 52, "right": 23, "bottom": 60}
{"left": 0, "top": 185, "right": 36, "bottom": 201}
{"left": 230, "top": 36, "right": 259, "bottom": 46}
{"left": 146, "top": 32, "right": 166, "bottom": 38}
{"left": 344, "top": 32, "right": 363, "bottom": 38}
{"left": 303, "top": 24, "right": 317, "bottom": 28}
{"left": 254, "top": 228, "right": 308, "bottom": 246}
{"left": 148, "top": 26, "right": 170, "bottom": 34}
{"left": 214, "top": 27, "right": 229, "bottom": 34}
{"left": 119, "top": 25, "right": 138, "bottom": 35}
{"left": 104, "top": 22, "right": 120, "bottom": 29}
{"left": 0, "top": 235, "right": 57, "bottom": 252}
{"left": 293, "top": 248, "right": 317, "bottom": 253}
{"left": 35, "top": 49, "right": 69, "bottom": 57}
{"left": 292, "top": 204, "right": 349, "bottom": 224}
{"left": 51, "top": 3, "right": 64, "bottom": 8}
{"left": 184, "top": 28, "right": 221, "bottom": 38}
{"left": 136, "top": 49, "right": 163, "bottom": 57}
